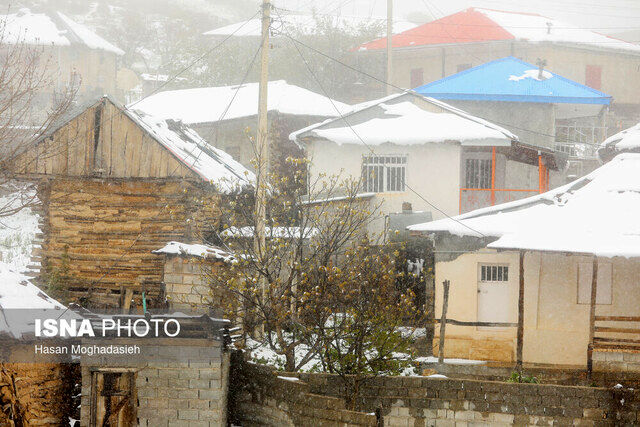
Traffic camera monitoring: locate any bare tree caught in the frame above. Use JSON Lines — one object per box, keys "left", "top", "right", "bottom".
{"left": 0, "top": 13, "right": 78, "bottom": 216}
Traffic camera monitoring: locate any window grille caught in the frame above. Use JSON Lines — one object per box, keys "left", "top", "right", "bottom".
{"left": 361, "top": 155, "right": 406, "bottom": 193}
{"left": 465, "top": 158, "right": 492, "bottom": 189}
{"left": 480, "top": 265, "right": 509, "bottom": 282}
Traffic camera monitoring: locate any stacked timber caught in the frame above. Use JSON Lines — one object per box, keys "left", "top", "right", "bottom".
{"left": 39, "top": 177, "right": 220, "bottom": 308}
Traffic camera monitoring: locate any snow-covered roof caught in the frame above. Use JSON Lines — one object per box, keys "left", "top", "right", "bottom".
{"left": 126, "top": 108, "right": 255, "bottom": 191}
{"left": 221, "top": 226, "right": 319, "bottom": 239}
{"left": 0, "top": 8, "right": 124, "bottom": 55}
{"left": 132, "top": 80, "right": 351, "bottom": 125}
{"left": 203, "top": 14, "right": 418, "bottom": 38}
{"left": 153, "top": 241, "right": 236, "bottom": 263}
{"left": 290, "top": 92, "right": 516, "bottom": 147}
{"left": 597, "top": 123, "right": 640, "bottom": 162}
{"left": 358, "top": 7, "right": 640, "bottom": 53}
{"left": 409, "top": 153, "right": 640, "bottom": 258}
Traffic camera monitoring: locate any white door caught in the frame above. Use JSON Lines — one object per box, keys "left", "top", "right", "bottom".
{"left": 477, "top": 265, "right": 510, "bottom": 324}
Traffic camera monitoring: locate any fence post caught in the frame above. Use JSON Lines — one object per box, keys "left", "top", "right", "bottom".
{"left": 438, "top": 280, "right": 450, "bottom": 364}
{"left": 587, "top": 257, "right": 598, "bottom": 379}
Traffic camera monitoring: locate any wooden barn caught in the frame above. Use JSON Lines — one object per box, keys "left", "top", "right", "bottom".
{"left": 12, "top": 96, "right": 254, "bottom": 308}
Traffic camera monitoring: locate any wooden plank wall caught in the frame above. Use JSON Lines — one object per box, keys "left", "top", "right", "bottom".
{"left": 17, "top": 98, "right": 195, "bottom": 179}
{"left": 39, "top": 177, "right": 220, "bottom": 308}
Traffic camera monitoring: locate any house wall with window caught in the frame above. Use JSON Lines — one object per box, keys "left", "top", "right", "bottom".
{"left": 433, "top": 250, "right": 640, "bottom": 366}
{"left": 306, "top": 140, "right": 463, "bottom": 235}
{"left": 390, "top": 42, "right": 640, "bottom": 109}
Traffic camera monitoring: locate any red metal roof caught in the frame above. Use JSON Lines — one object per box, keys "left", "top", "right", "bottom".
{"left": 358, "top": 8, "right": 516, "bottom": 50}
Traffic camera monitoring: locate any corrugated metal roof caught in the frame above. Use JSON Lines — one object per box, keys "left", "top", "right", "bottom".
{"left": 414, "top": 57, "right": 611, "bottom": 105}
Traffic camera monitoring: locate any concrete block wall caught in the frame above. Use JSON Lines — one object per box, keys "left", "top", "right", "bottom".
{"left": 163, "top": 257, "right": 224, "bottom": 313}
{"left": 593, "top": 350, "right": 640, "bottom": 373}
{"left": 229, "top": 357, "right": 377, "bottom": 426}
{"left": 80, "top": 344, "right": 230, "bottom": 426}
{"left": 296, "top": 372, "right": 640, "bottom": 426}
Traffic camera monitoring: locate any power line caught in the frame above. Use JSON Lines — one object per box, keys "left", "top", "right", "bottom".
{"left": 85, "top": 12, "right": 265, "bottom": 290}
{"left": 281, "top": 26, "right": 611, "bottom": 150}
{"left": 276, "top": 14, "right": 486, "bottom": 238}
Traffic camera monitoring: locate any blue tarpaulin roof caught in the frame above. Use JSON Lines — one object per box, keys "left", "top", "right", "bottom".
{"left": 414, "top": 57, "right": 611, "bottom": 105}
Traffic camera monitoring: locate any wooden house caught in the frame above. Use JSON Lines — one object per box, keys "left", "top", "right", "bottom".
{"left": 408, "top": 127, "right": 640, "bottom": 369}
{"left": 12, "top": 96, "right": 254, "bottom": 308}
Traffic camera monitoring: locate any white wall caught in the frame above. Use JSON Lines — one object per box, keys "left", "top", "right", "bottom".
{"left": 306, "top": 140, "right": 462, "bottom": 235}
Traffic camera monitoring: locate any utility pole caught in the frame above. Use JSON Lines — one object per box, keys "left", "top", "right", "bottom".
{"left": 255, "top": 0, "right": 270, "bottom": 295}
{"left": 386, "top": 0, "right": 393, "bottom": 96}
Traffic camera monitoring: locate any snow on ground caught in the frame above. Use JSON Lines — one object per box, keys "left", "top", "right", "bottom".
{"left": 245, "top": 337, "right": 323, "bottom": 372}
{"left": 415, "top": 356, "right": 486, "bottom": 365}
{"left": 133, "top": 80, "right": 351, "bottom": 125}
{"left": 409, "top": 153, "right": 640, "bottom": 258}
{"left": 0, "top": 184, "right": 40, "bottom": 273}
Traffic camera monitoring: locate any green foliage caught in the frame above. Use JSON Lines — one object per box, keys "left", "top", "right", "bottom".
{"left": 507, "top": 371, "right": 539, "bottom": 384}
{"left": 45, "top": 245, "right": 71, "bottom": 303}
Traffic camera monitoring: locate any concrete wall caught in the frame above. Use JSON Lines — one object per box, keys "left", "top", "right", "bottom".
{"left": 433, "top": 250, "right": 640, "bottom": 366}
{"left": 449, "top": 101, "right": 556, "bottom": 149}
{"left": 307, "top": 140, "right": 463, "bottom": 235}
{"left": 390, "top": 41, "right": 640, "bottom": 107}
{"left": 80, "top": 341, "right": 229, "bottom": 426}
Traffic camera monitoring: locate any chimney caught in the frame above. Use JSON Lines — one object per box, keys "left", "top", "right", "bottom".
{"left": 402, "top": 202, "right": 412, "bottom": 214}
{"left": 536, "top": 58, "right": 548, "bottom": 80}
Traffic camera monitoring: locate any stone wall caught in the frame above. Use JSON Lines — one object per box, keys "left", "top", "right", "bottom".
{"left": 229, "top": 355, "right": 377, "bottom": 426}
{"left": 295, "top": 372, "right": 640, "bottom": 426}
{"left": 80, "top": 340, "right": 229, "bottom": 426}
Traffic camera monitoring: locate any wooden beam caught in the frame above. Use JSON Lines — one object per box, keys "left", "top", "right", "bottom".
{"left": 587, "top": 256, "right": 598, "bottom": 378}
{"left": 595, "top": 316, "right": 640, "bottom": 322}
{"left": 516, "top": 250, "right": 525, "bottom": 369}
{"left": 438, "top": 280, "right": 450, "bottom": 364}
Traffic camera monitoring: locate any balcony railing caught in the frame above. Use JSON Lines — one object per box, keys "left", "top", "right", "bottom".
{"left": 554, "top": 124, "right": 606, "bottom": 159}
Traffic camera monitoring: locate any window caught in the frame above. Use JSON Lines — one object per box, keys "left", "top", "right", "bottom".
{"left": 585, "top": 65, "right": 602, "bottom": 90}
{"left": 481, "top": 265, "right": 509, "bottom": 282}
{"left": 457, "top": 63, "right": 472, "bottom": 73}
{"left": 577, "top": 262, "right": 612, "bottom": 305}
{"left": 410, "top": 68, "right": 424, "bottom": 88}
{"left": 361, "top": 154, "right": 406, "bottom": 193}
{"left": 465, "top": 158, "right": 492, "bottom": 189}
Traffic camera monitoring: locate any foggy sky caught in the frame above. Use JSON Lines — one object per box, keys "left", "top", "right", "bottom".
{"left": 275, "top": 0, "right": 640, "bottom": 37}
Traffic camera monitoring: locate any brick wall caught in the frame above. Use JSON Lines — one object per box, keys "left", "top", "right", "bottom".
{"left": 229, "top": 355, "right": 377, "bottom": 426}
{"left": 296, "top": 372, "right": 640, "bottom": 426}
{"left": 80, "top": 341, "right": 229, "bottom": 426}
